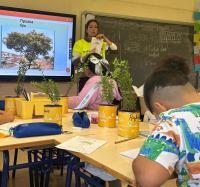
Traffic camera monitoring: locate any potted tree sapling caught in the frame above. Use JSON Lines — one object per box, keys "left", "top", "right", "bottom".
{"left": 98, "top": 72, "right": 117, "bottom": 128}
{"left": 32, "top": 78, "right": 62, "bottom": 125}
{"left": 14, "top": 59, "right": 35, "bottom": 119}
{"left": 3, "top": 29, "right": 52, "bottom": 118}
{"left": 5, "top": 58, "right": 34, "bottom": 118}
{"left": 112, "top": 58, "right": 140, "bottom": 138}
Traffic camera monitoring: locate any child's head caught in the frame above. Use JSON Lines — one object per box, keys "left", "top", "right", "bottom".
{"left": 154, "top": 55, "right": 190, "bottom": 76}
{"left": 83, "top": 53, "right": 109, "bottom": 76}
{"left": 144, "top": 55, "right": 194, "bottom": 115}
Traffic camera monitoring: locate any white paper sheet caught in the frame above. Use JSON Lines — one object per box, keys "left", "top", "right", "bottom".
{"left": 90, "top": 37, "right": 103, "bottom": 54}
{"left": 120, "top": 148, "right": 140, "bottom": 159}
{"left": 132, "top": 85, "right": 144, "bottom": 97}
{"left": 0, "top": 121, "right": 22, "bottom": 135}
{"left": 56, "top": 136, "right": 106, "bottom": 154}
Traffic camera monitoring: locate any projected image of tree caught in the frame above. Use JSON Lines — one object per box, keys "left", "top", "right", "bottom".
{"left": 2, "top": 28, "right": 54, "bottom": 70}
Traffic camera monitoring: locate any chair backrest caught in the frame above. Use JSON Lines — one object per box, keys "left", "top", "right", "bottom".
{"left": 78, "top": 77, "right": 90, "bottom": 93}
{"left": 138, "top": 96, "right": 148, "bottom": 115}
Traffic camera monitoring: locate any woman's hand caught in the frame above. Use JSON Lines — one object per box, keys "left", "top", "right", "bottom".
{"left": 96, "top": 33, "right": 105, "bottom": 40}
{"left": 89, "top": 48, "right": 96, "bottom": 53}
{"left": 96, "top": 33, "right": 113, "bottom": 46}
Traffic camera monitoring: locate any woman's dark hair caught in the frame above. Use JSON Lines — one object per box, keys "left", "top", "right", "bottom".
{"left": 83, "top": 53, "right": 108, "bottom": 75}
{"left": 85, "top": 19, "right": 99, "bottom": 29}
{"left": 85, "top": 19, "right": 99, "bottom": 37}
{"left": 144, "top": 55, "right": 190, "bottom": 113}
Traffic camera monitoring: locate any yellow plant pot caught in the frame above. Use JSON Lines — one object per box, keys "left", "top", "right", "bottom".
{"left": 32, "top": 98, "right": 51, "bottom": 115}
{"left": 44, "top": 105, "right": 62, "bottom": 126}
{"left": 5, "top": 96, "right": 19, "bottom": 115}
{"left": 59, "top": 97, "right": 68, "bottom": 114}
{"left": 118, "top": 111, "right": 140, "bottom": 138}
{"left": 15, "top": 99, "right": 34, "bottom": 119}
{"left": 15, "top": 98, "right": 24, "bottom": 116}
{"left": 98, "top": 105, "right": 117, "bottom": 128}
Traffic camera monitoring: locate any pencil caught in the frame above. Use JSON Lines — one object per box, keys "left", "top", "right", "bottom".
{"left": 115, "top": 137, "right": 135, "bottom": 144}
{"left": 23, "top": 89, "right": 29, "bottom": 101}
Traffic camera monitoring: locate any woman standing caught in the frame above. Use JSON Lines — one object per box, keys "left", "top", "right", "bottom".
{"left": 72, "top": 19, "right": 117, "bottom": 61}
{"left": 72, "top": 19, "right": 117, "bottom": 92}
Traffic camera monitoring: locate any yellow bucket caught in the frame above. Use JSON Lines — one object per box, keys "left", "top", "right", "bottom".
{"left": 15, "top": 98, "right": 24, "bottom": 116}
{"left": 15, "top": 99, "right": 34, "bottom": 119}
{"left": 59, "top": 97, "right": 68, "bottom": 114}
{"left": 44, "top": 105, "right": 62, "bottom": 125}
{"left": 118, "top": 111, "right": 140, "bottom": 138}
{"left": 98, "top": 105, "right": 117, "bottom": 128}
{"left": 5, "top": 96, "right": 18, "bottom": 115}
{"left": 32, "top": 98, "right": 51, "bottom": 116}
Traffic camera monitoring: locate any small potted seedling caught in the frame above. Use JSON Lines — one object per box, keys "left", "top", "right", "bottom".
{"left": 5, "top": 59, "right": 34, "bottom": 118}
{"left": 32, "top": 79, "right": 62, "bottom": 125}
{"left": 98, "top": 72, "right": 117, "bottom": 128}
{"left": 4, "top": 29, "right": 52, "bottom": 118}
{"left": 112, "top": 59, "right": 140, "bottom": 138}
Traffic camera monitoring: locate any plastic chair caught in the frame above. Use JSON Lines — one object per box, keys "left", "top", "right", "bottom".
{"left": 12, "top": 147, "right": 73, "bottom": 187}
{"left": 72, "top": 161, "right": 105, "bottom": 187}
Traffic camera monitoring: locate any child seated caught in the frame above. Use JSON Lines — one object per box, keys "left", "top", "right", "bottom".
{"left": 68, "top": 53, "right": 121, "bottom": 110}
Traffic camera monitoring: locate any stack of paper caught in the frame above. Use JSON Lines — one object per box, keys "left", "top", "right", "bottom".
{"left": 120, "top": 148, "right": 140, "bottom": 159}
{"left": 56, "top": 136, "right": 106, "bottom": 154}
{"left": 139, "top": 131, "right": 150, "bottom": 137}
{"left": 90, "top": 37, "right": 103, "bottom": 54}
{"left": 0, "top": 121, "right": 22, "bottom": 135}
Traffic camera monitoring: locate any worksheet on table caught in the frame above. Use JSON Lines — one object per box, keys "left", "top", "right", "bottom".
{"left": 56, "top": 136, "right": 106, "bottom": 154}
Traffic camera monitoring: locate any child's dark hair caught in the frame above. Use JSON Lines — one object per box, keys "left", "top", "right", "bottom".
{"left": 154, "top": 55, "right": 190, "bottom": 76}
{"left": 144, "top": 55, "right": 190, "bottom": 113}
{"left": 83, "top": 53, "right": 108, "bottom": 75}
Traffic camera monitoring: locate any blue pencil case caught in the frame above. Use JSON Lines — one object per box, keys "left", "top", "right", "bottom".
{"left": 72, "top": 112, "right": 90, "bottom": 128}
{"left": 10, "top": 122, "right": 62, "bottom": 138}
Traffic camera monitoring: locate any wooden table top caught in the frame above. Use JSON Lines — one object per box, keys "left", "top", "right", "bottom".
{"left": 0, "top": 110, "right": 150, "bottom": 185}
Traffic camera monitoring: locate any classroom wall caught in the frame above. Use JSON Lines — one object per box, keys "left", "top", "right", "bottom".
{"left": 0, "top": 0, "right": 195, "bottom": 97}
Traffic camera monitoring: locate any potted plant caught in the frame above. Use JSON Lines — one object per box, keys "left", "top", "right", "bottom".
{"left": 3, "top": 30, "right": 52, "bottom": 117}
{"left": 5, "top": 58, "right": 33, "bottom": 118}
{"left": 14, "top": 59, "right": 29, "bottom": 97}
{"left": 32, "top": 78, "right": 63, "bottom": 125}
{"left": 98, "top": 72, "right": 117, "bottom": 128}
{"left": 112, "top": 59, "right": 140, "bottom": 138}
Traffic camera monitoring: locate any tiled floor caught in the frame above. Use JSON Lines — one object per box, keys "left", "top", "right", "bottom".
{"left": 8, "top": 169, "right": 68, "bottom": 187}
{"left": 1, "top": 149, "right": 73, "bottom": 187}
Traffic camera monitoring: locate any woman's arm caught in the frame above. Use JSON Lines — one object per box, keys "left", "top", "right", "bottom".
{"left": 96, "top": 34, "right": 117, "bottom": 50}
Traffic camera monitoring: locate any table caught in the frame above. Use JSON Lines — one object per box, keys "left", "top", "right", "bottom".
{"left": 0, "top": 110, "right": 149, "bottom": 186}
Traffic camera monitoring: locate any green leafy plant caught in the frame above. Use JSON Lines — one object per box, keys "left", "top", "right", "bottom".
{"left": 15, "top": 58, "right": 30, "bottom": 100}
{"left": 31, "top": 68, "right": 60, "bottom": 104}
{"left": 99, "top": 72, "right": 114, "bottom": 105}
{"left": 112, "top": 58, "right": 136, "bottom": 111}
{"left": 32, "top": 79, "right": 60, "bottom": 104}
{"left": 4, "top": 30, "right": 53, "bottom": 99}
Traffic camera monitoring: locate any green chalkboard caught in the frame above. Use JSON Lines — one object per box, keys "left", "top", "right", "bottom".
{"left": 95, "top": 15, "right": 195, "bottom": 87}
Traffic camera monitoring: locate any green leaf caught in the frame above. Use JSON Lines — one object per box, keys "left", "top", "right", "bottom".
{"left": 111, "top": 58, "right": 136, "bottom": 111}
